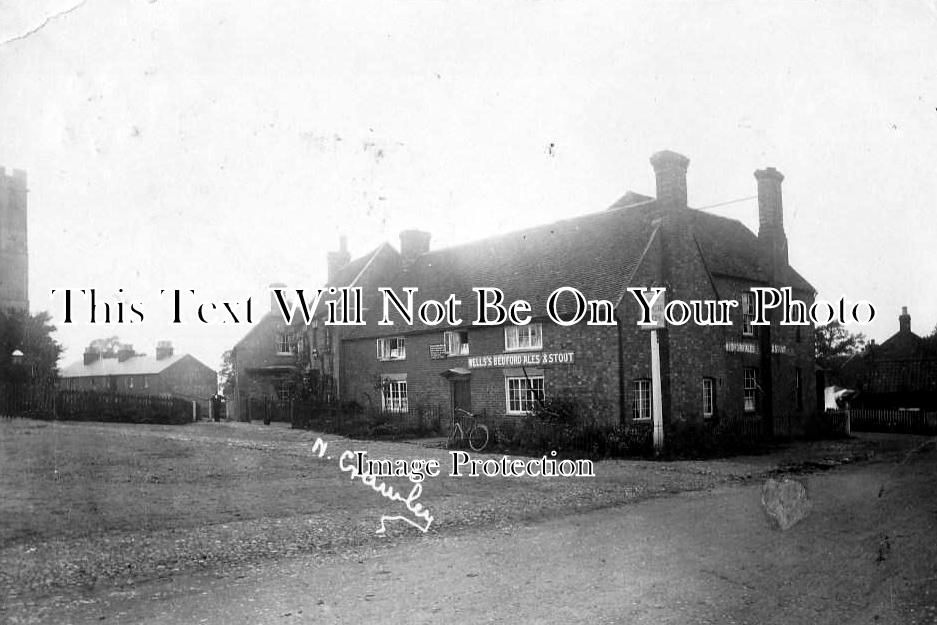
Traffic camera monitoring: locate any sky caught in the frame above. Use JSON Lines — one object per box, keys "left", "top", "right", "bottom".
{"left": 1, "top": 0, "right": 936, "bottom": 373}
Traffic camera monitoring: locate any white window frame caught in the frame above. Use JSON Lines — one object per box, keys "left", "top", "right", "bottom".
{"left": 444, "top": 330, "right": 470, "bottom": 356}
{"left": 702, "top": 377, "right": 714, "bottom": 418}
{"left": 741, "top": 291, "right": 756, "bottom": 337}
{"left": 744, "top": 367, "right": 758, "bottom": 413}
{"left": 276, "top": 329, "right": 292, "bottom": 355}
{"left": 376, "top": 337, "right": 406, "bottom": 361}
{"left": 381, "top": 378, "right": 409, "bottom": 413}
{"left": 632, "top": 379, "right": 652, "bottom": 421}
{"left": 504, "top": 323, "right": 542, "bottom": 352}
{"left": 504, "top": 375, "right": 544, "bottom": 415}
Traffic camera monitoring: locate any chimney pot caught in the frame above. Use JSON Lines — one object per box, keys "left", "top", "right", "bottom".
{"left": 649, "top": 150, "right": 690, "bottom": 210}
{"left": 269, "top": 282, "right": 287, "bottom": 314}
{"left": 399, "top": 229, "right": 431, "bottom": 261}
{"left": 755, "top": 166, "right": 789, "bottom": 276}
{"left": 326, "top": 236, "right": 352, "bottom": 283}
{"left": 156, "top": 341, "right": 174, "bottom": 360}
{"left": 899, "top": 306, "right": 911, "bottom": 333}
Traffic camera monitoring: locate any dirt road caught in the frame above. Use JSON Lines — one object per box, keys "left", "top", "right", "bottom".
{"left": 12, "top": 437, "right": 937, "bottom": 625}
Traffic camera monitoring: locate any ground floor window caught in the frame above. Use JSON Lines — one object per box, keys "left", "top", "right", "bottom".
{"left": 381, "top": 377, "right": 408, "bottom": 413}
{"left": 702, "top": 377, "right": 714, "bottom": 418}
{"left": 744, "top": 368, "right": 758, "bottom": 413}
{"left": 505, "top": 375, "right": 544, "bottom": 414}
{"left": 795, "top": 367, "right": 803, "bottom": 411}
{"left": 277, "top": 379, "right": 292, "bottom": 404}
{"left": 632, "top": 379, "right": 652, "bottom": 420}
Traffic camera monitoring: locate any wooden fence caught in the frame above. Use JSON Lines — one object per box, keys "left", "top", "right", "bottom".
{"left": 0, "top": 387, "right": 195, "bottom": 425}
{"left": 831, "top": 409, "right": 937, "bottom": 435}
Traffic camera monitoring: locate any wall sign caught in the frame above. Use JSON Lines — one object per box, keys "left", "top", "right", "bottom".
{"left": 467, "top": 351, "right": 576, "bottom": 369}
{"left": 725, "top": 340, "right": 792, "bottom": 356}
{"left": 428, "top": 344, "right": 447, "bottom": 360}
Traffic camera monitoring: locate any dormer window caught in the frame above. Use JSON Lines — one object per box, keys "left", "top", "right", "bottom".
{"left": 444, "top": 330, "right": 470, "bottom": 356}
{"left": 276, "top": 329, "right": 292, "bottom": 355}
{"left": 376, "top": 337, "right": 406, "bottom": 361}
{"left": 504, "top": 323, "right": 542, "bottom": 351}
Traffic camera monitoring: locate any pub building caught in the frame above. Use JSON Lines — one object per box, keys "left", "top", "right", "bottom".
{"left": 307, "top": 150, "right": 818, "bottom": 436}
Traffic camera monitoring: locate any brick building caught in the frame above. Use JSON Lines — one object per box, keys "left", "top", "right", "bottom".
{"left": 839, "top": 307, "right": 937, "bottom": 410}
{"left": 311, "top": 150, "right": 818, "bottom": 437}
{"left": 0, "top": 166, "right": 29, "bottom": 313}
{"left": 59, "top": 341, "right": 217, "bottom": 415}
{"left": 227, "top": 286, "right": 309, "bottom": 422}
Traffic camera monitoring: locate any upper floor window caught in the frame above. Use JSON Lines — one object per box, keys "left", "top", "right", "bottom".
{"left": 702, "top": 377, "right": 714, "bottom": 418}
{"left": 632, "top": 379, "right": 652, "bottom": 421}
{"left": 128, "top": 376, "right": 134, "bottom": 389}
{"left": 744, "top": 367, "right": 759, "bottom": 413}
{"left": 741, "top": 291, "right": 756, "bottom": 337}
{"left": 444, "top": 330, "right": 470, "bottom": 356}
{"left": 276, "top": 330, "right": 292, "bottom": 355}
{"left": 376, "top": 337, "right": 406, "bottom": 361}
{"left": 504, "top": 323, "right": 542, "bottom": 352}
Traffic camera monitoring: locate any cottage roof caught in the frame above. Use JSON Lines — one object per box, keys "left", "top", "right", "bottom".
{"left": 60, "top": 353, "right": 207, "bottom": 378}
{"left": 345, "top": 198, "right": 815, "bottom": 336}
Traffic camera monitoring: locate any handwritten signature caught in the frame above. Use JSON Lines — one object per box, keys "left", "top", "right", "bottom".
{"left": 308, "top": 437, "right": 434, "bottom": 534}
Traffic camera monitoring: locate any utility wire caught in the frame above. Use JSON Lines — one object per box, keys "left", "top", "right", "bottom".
{"left": 696, "top": 195, "right": 758, "bottom": 212}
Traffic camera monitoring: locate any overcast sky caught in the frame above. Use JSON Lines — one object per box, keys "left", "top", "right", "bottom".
{"left": 1, "top": 0, "right": 936, "bottom": 372}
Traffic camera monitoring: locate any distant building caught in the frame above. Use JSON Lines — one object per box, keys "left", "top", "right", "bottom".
{"left": 0, "top": 166, "right": 29, "bottom": 313}
{"left": 59, "top": 341, "right": 218, "bottom": 416}
{"left": 226, "top": 287, "right": 308, "bottom": 422}
{"left": 840, "top": 307, "right": 937, "bottom": 410}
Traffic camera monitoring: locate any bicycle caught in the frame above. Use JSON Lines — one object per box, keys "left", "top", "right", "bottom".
{"left": 448, "top": 408, "right": 489, "bottom": 452}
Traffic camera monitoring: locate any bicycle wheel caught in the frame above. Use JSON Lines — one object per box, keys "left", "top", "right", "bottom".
{"left": 468, "top": 424, "right": 489, "bottom": 452}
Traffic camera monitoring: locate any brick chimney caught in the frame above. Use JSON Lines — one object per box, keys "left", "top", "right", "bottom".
{"left": 155, "top": 340, "right": 174, "bottom": 360}
{"left": 117, "top": 344, "right": 135, "bottom": 362}
{"left": 83, "top": 348, "right": 100, "bottom": 366}
{"left": 755, "top": 167, "right": 789, "bottom": 273}
{"left": 649, "top": 150, "right": 690, "bottom": 210}
{"left": 899, "top": 306, "right": 911, "bottom": 333}
{"left": 399, "top": 229, "right": 430, "bottom": 262}
{"left": 326, "top": 236, "right": 351, "bottom": 283}
{"left": 269, "top": 282, "right": 287, "bottom": 314}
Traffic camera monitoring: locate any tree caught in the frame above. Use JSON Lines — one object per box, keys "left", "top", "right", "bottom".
{"left": 0, "top": 309, "right": 62, "bottom": 391}
{"left": 815, "top": 321, "right": 866, "bottom": 375}
{"left": 219, "top": 349, "right": 235, "bottom": 397}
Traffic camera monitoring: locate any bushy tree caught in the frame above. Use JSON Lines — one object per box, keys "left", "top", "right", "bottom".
{"left": 815, "top": 321, "right": 866, "bottom": 375}
{"left": 0, "top": 309, "right": 62, "bottom": 389}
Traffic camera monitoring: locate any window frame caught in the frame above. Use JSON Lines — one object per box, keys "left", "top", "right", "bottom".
{"left": 744, "top": 367, "right": 758, "bottom": 413}
{"left": 504, "top": 374, "right": 545, "bottom": 415}
{"left": 275, "top": 329, "right": 292, "bottom": 355}
{"left": 504, "top": 323, "right": 543, "bottom": 352}
{"left": 702, "top": 377, "right": 714, "bottom": 418}
{"left": 376, "top": 337, "right": 407, "bottom": 361}
{"left": 632, "top": 378, "right": 652, "bottom": 421}
{"left": 795, "top": 367, "right": 803, "bottom": 411}
{"left": 741, "top": 291, "right": 756, "bottom": 337}
{"left": 444, "top": 330, "right": 470, "bottom": 356}
{"left": 381, "top": 378, "right": 409, "bottom": 413}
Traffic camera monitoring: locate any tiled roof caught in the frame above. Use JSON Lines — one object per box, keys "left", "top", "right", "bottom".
{"left": 60, "top": 353, "right": 197, "bottom": 378}
{"left": 342, "top": 198, "right": 814, "bottom": 337}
